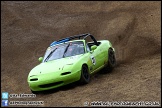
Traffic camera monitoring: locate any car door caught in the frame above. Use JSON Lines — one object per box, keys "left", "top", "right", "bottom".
{"left": 86, "top": 43, "right": 100, "bottom": 72}
{"left": 90, "top": 45, "right": 103, "bottom": 70}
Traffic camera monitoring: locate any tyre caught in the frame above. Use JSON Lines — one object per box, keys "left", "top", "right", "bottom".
{"left": 79, "top": 65, "right": 90, "bottom": 84}
{"left": 31, "top": 90, "right": 39, "bottom": 94}
{"left": 108, "top": 48, "right": 116, "bottom": 71}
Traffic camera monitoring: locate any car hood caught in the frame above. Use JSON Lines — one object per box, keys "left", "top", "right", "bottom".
{"left": 28, "top": 54, "right": 83, "bottom": 76}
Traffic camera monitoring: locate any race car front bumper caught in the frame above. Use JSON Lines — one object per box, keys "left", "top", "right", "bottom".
{"left": 28, "top": 70, "right": 81, "bottom": 92}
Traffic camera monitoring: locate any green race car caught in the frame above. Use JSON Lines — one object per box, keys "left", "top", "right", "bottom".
{"left": 27, "top": 33, "right": 116, "bottom": 93}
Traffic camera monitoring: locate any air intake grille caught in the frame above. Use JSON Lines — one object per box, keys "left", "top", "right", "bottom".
{"left": 61, "top": 72, "right": 71, "bottom": 75}
{"left": 39, "top": 81, "right": 63, "bottom": 88}
{"left": 30, "top": 78, "right": 38, "bottom": 81}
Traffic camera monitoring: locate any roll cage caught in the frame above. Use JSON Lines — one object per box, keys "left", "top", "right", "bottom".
{"left": 50, "top": 33, "right": 99, "bottom": 47}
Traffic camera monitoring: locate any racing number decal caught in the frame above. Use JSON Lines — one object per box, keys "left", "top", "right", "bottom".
{"left": 90, "top": 55, "right": 96, "bottom": 65}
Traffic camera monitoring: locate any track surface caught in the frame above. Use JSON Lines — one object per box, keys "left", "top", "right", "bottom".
{"left": 1, "top": 1, "right": 161, "bottom": 107}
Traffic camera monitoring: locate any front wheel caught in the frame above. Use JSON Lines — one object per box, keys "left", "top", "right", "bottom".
{"left": 31, "top": 90, "right": 39, "bottom": 94}
{"left": 79, "top": 65, "right": 90, "bottom": 84}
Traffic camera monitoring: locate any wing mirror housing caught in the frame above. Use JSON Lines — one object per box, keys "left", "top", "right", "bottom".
{"left": 38, "top": 57, "right": 43, "bottom": 62}
{"left": 90, "top": 45, "right": 97, "bottom": 53}
{"left": 91, "top": 45, "right": 97, "bottom": 51}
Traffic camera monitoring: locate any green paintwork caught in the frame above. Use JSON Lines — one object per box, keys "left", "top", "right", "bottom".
{"left": 91, "top": 45, "right": 97, "bottom": 51}
{"left": 38, "top": 57, "right": 43, "bottom": 62}
{"left": 27, "top": 40, "right": 115, "bottom": 92}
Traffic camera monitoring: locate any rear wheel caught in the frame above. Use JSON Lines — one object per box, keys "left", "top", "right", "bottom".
{"left": 108, "top": 48, "right": 116, "bottom": 71}
{"left": 79, "top": 65, "right": 90, "bottom": 84}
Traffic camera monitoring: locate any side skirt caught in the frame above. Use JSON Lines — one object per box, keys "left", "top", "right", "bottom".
{"left": 90, "top": 64, "right": 105, "bottom": 75}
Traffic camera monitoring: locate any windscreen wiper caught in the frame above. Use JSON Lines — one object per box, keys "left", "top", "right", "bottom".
{"left": 44, "top": 48, "right": 57, "bottom": 62}
{"left": 63, "top": 43, "right": 70, "bottom": 57}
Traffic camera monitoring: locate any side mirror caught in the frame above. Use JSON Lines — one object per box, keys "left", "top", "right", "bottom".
{"left": 38, "top": 57, "right": 43, "bottom": 62}
{"left": 91, "top": 45, "right": 97, "bottom": 51}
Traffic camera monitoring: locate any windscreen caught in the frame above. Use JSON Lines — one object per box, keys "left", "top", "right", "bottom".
{"left": 43, "top": 41, "right": 85, "bottom": 62}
